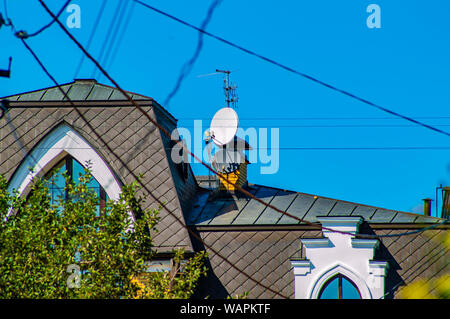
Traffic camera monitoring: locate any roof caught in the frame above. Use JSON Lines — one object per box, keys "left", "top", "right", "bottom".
{"left": 2, "top": 79, "right": 151, "bottom": 102}
{"left": 1, "top": 79, "right": 177, "bottom": 123}
{"left": 188, "top": 182, "right": 445, "bottom": 226}
{"left": 0, "top": 80, "right": 197, "bottom": 251}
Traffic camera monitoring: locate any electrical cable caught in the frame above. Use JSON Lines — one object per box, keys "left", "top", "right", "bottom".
{"left": 131, "top": 0, "right": 450, "bottom": 139}
{"left": 91, "top": 0, "right": 124, "bottom": 79}
{"left": 21, "top": 0, "right": 71, "bottom": 38}
{"left": 163, "top": 0, "right": 223, "bottom": 108}
{"left": 73, "top": 0, "right": 107, "bottom": 79}
{"left": 106, "top": 0, "right": 136, "bottom": 72}
{"left": 7, "top": 1, "right": 448, "bottom": 298}
{"left": 100, "top": 0, "right": 131, "bottom": 78}
{"left": 178, "top": 116, "right": 450, "bottom": 120}
{"left": 35, "top": 0, "right": 450, "bottom": 241}
{"left": 18, "top": 30, "right": 288, "bottom": 299}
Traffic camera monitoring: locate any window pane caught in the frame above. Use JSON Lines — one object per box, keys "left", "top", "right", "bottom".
{"left": 342, "top": 277, "right": 361, "bottom": 299}
{"left": 47, "top": 160, "right": 66, "bottom": 205}
{"left": 319, "top": 276, "right": 339, "bottom": 299}
{"left": 72, "top": 159, "right": 100, "bottom": 189}
{"left": 72, "top": 159, "right": 103, "bottom": 216}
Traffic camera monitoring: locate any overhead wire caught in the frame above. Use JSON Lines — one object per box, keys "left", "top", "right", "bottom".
{"left": 4, "top": 0, "right": 447, "bottom": 298}
{"left": 91, "top": 0, "right": 124, "bottom": 79}
{"left": 73, "top": 0, "right": 107, "bottom": 79}
{"left": 2, "top": 146, "right": 450, "bottom": 151}
{"left": 18, "top": 38, "right": 288, "bottom": 300}
{"left": 131, "top": 0, "right": 450, "bottom": 139}
{"left": 15, "top": 8, "right": 288, "bottom": 298}
{"left": 34, "top": 0, "right": 449, "bottom": 241}
{"left": 163, "top": 0, "right": 223, "bottom": 108}
{"left": 100, "top": 0, "right": 131, "bottom": 78}
{"left": 177, "top": 116, "right": 450, "bottom": 120}
{"left": 17, "top": 0, "right": 71, "bottom": 38}
{"left": 33, "top": 0, "right": 450, "bottom": 239}
{"left": 106, "top": 0, "right": 136, "bottom": 72}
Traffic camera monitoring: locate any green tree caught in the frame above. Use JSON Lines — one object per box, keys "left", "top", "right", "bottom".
{"left": 0, "top": 168, "right": 207, "bottom": 298}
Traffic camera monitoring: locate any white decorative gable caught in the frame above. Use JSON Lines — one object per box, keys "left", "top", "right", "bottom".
{"left": 291, "top": 216, "right": 388, "bottom": 299}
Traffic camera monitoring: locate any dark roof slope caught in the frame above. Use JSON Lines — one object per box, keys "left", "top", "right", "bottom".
{"left": 188, "top": 182, "right": 445, "bottom": 226}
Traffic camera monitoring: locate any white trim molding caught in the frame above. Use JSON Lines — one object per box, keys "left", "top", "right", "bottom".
{"left": 7, "top": 124, "right": 122, "bottom": 203}
{"left": 291, "top": 216, "right": 389, "bottom": 299}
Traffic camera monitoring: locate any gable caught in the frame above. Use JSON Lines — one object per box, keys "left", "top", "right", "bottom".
{"left": 0, "top": 81, "right": 197, "bottom": 251}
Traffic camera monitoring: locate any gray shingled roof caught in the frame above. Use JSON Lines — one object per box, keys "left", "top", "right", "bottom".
{"left": 188, "top": 183, "right": 445, "bottom": 226}
{"left": 1, "top": 79, "right": 198, "bottom": 251}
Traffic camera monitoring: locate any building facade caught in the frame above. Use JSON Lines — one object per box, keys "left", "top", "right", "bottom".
{"left": 1, "top": 80, "right": 448, "bottom": 299}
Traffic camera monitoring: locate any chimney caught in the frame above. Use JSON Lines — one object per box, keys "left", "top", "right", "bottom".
{"left": 422, "top": 198, "right": 432, "bottom": 217}
{"left": 214, "top": 149, "right": 249, "bottom": 192}
{"left": 441, "top": 187, "right": 450, "bottom": 219}
{"left": 212, "top": 136, "right": 252, "bottom": 192}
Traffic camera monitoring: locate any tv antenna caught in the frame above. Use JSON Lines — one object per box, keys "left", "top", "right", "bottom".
{"left": 216, "top": 69, "right": 238, "bottom": 108}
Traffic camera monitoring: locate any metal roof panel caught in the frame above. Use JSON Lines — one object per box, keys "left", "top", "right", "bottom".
{"left": 370, "top": 209, "right": 398, "bottom": 223}
{"left": 66, "top": 83, "right": 94, "bottom": 101}
{"left": 350, "top": 205, "right": 376, "bottom": 220}
{"left": 232, "top": 187, "right": 277, "bottom": 225}
{"left": 414, "top": 215, "right": 441, "bottom": 223}
{"left": 327, "top": 201, "right": 357, "bottom": 216}
{"left": 390, "top": 212, "right": 418, "bottom": 223}
{"left": 256, "top": 191, "right": 297, "bottom": 224}
{"left": 17, "top": 90, "right": 45, "bottom": 101}
{"left": 195, "top": 200, "right": 228, "bottom": 225}
{"left": 40, "top": 85, "right": 71, "bottom": 100}
{"left": 86, "top": 85, "right": 114, "bottom": 100}
{"left": 304, "top": 197, "right": 337, "bottom": 223}
{"left": 278, "top": 193, "right": 316, "bottom": 224}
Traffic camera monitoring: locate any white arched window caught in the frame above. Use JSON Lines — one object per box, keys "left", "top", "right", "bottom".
{"left": 7, "top": 123, "right": 122, "bottom": 206}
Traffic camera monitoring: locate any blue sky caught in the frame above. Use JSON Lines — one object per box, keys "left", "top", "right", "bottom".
{"left": 1, "top": 0, "right": 450, "bottom": 217}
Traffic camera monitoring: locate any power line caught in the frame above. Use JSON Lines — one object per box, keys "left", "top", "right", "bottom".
{"left": 100, "top": 0, "right": 131, "bottom": 77}
{"left": 17, "top": 10, "right": 287, "bottom": 298}
{"left": 177, "top": 116, "right": 450, "bottom": 120}
{"left": 2, "top": 146, "right": 450, "bottom": 152}
{"left": 178, "top": 124, "right": 450, "bottom": 128}
{"left": 106, "top": 0, "right": 136, "bottom": 71}
{"left": 73, "top": 0, "right": 107, "bottom": 79}
{"left": 35, "top": 0, "right": 450, "bottom": 241}
{"left": 8, "top": 0, "right": 449, "bottom": 299}
{"left": 91, "top": 0, "right": 124, "bottom": 79}
{"left": 131, "top": 0, "right": 450, "bottom": 138}
{"left": 18, "top": 0, "right": 71, "bottom": 38}
{"left": 163, "top": 0, "right": 223, "bottom": 108}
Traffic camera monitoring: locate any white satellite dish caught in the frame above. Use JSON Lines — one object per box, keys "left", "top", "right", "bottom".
{"left": 209, "top": 107, "right": 239, "bottom": 147}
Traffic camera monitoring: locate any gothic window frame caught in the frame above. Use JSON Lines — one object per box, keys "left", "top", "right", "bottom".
{"left": 7, "top": 123, "right": 122, "bottom": 216}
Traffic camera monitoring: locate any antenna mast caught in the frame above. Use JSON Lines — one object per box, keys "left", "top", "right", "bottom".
{"left": 216, "top": 69, "right": 238, "bottom": 108}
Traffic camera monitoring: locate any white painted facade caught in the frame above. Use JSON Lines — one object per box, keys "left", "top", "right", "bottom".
{"left": 291, "top": 216, "right": 389, "bottom": 299}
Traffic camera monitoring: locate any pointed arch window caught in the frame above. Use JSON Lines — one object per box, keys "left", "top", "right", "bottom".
{"left": 45, "top": 155, "right": 108, "bottom": 216}
{"left": 7, "top": 124, "right": 122, "bottom": 208}
{"left": 318, "top": 274, "right": 361, "bottom": 299}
